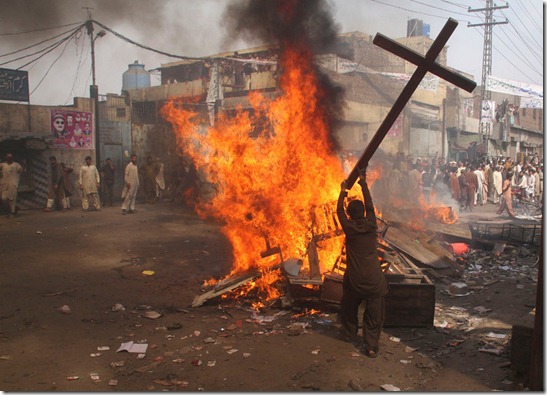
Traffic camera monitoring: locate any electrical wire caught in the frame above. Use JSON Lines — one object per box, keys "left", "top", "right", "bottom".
{"left": 64, "top": 29, "right": 89, "bottom": 105}
{"left": 406, "top": 0, "right": 477, "bottom": 18}
{"left": 491, "top": 43, "right": 540, "bottom": 83}
{"left": 469, "top": 25, "right": 540, "bottom": 84}
{"left": 92, "top": 19, "right": 203, "bottom": 61}
{"left": 493, "top": 29, "right": 541, "bottom": 75}
{"left": 0, "top": 24, "right": 86, "bottom": 58}
{"left": 0, "top": 25, "right": 84, "bottom": 66}
{"left": 29, "top": 31, "right": 75, "bottom": 96}
{"left": 82, "top": 68, "right": 92, "bottom": 98}
{"left": 368, "top": 0, "right": 472, "bottom": 22}
{"left": 439, "top": 0, "right": 469, "bottom": 10}
{"left": 520, "top": 0, "right": 542, "bottom": 32}
{"left": 359, "top": 0, "right": 542, "bottom": 85}
{"left": 500, "top": 9, "right": 542, "bottom": 53}
{"left": 0, "top": 21, "right": 83, "bottom": 36}
{"left": 14, "top": 26, "right": 83, "bottom": 69}
{"left": 496, "top": 23, "right": 542, "bottom": 67}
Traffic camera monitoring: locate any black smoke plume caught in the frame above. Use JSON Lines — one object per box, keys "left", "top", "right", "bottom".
{"left": 223, "top": 0, "right": 345, "bottom": 152}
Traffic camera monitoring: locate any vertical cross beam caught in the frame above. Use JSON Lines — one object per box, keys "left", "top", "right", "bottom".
{"left": 345, "top": 18, "right": 476, "bottom": 188}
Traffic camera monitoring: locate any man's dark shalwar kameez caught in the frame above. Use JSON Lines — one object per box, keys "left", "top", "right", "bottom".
{"left": 337, "top": 177, "right": 388, "bottom": 354}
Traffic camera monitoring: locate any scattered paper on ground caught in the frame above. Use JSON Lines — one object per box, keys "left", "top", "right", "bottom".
{"left": 116, "top": 341, "right": 148, "bottom": 354}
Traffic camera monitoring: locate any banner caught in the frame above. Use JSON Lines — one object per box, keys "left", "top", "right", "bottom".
{"left": 332, "top": 58, "right": 439, "bottom": 92}
{"left": 520, "top": 97, "right": 543, "bottom": 109}
{"left": 480, "top": 100, "right": 495, "bottom": 123}
{"left": 51, "top": 110, "right": 93, "bottom": 149}
{"left": 0, "top": 68, "right": 29, "bottom": 102}
{"left": 485, "top": 75, "right": 543, "bottom": 100}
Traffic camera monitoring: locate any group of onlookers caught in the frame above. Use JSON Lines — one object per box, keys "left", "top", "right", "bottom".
{"left": 347, "top": 150, "right": 543, "bottom": 219}
{"left": 0, "top": 153, "right": 200, "bottom": 218}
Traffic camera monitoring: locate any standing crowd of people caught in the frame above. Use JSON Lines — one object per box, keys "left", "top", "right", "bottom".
{"left": 0, "top": 153, "right": 200, "bottom": 218}
{"left": 374, "top": 151, "right": 543, "bottom": 218}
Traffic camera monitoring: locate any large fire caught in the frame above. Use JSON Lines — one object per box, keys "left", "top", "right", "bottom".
{"left": 162, "top": 42, "right": 346, "bottom": 301}
{"left": 161, "top": 3, "right": 457, "bottom": 305}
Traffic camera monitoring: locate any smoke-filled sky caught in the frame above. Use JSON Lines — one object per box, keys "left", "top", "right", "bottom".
{"left": 0, "top": 0, "right": 542, "bottom": 106}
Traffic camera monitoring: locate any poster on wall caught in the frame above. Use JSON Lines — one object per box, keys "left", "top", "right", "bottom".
{"left": 51, "top": 110, "right": 93, "bottom": 149}
{"left": 480, "top": 100, "right": 495, "bottom": 124}
{"left": 387, "top": 114, "right": 403, "bottom": 137}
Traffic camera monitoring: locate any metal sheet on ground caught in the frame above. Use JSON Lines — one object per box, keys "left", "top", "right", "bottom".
{"left": 384, "top": 226, "right": 452, "bottom": 269}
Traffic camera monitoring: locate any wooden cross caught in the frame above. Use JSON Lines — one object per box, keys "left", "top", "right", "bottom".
{"left": 345, "top": 18, "right": 477, "bottom": 188}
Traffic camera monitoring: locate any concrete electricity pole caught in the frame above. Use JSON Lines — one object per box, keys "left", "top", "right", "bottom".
{"left": 468, "top": 0, "right": 508, "bottom": 156}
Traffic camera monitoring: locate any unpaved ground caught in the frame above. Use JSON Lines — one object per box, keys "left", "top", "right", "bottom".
{"left": 0, "top": 201, "right": 538, "bottom": 391}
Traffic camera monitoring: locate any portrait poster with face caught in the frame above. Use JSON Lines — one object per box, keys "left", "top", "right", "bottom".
{"left": 51, "top": 110, "right": 94, "bottom": 149}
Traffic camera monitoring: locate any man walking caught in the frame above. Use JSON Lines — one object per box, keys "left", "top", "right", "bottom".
{"left": 79, "top": 156, "right": 101, "bottom": 211}
{"left": 492, "top": 166, "right": 503, "bottom": 204}
{"left": 497, "top": 171, "right": 516, "bottom": 218}
{"left": 337, "top": 168, "right": 388, "bottom": 358}
{"left": 121, "top": 154, "right": 139, "bottom": 215}
{"left": 0, "top": 153, "right": 24, "bottom": 218}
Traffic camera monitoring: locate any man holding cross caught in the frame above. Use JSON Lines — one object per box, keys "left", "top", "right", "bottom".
{"left": 335, "top": 17, "right": 475, "bottom": 357}
{"left": 337, "top": 168, "right": 388, "bottom": 358}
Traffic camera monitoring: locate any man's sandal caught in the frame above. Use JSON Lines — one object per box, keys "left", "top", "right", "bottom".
{"left": 360, "top": 347, "right": 377, "bottom": 358}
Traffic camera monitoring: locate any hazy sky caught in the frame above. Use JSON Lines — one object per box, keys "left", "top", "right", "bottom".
{"left": 0, "top": 0, "right": 543, "bottom": 106}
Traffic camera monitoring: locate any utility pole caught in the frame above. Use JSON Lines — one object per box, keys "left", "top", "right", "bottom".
{"left": 84, "top": 7, "right": 106, "bottom": 167}
{"left": 468, "top": 1, "right": 508, "bottom": 157}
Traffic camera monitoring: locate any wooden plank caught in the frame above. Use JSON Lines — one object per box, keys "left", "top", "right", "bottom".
{"left": 192, "top": 263, "right": 281, "bottom": 307}
{"left": 307, "top": 238, "right": 321, "bottom": 279}
{"left": 384, "top": 226, "right": 451, "bottom": 269}
{"left": 386, "top": 217, "right": 472, "bottom": 241}
{"left": 421, "top": 221, "right": 472, "bottom": 240}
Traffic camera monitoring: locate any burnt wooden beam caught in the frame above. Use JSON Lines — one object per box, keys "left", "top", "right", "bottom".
{"left": 345, "top": 18, "right": 477, "bottom": 188}
{"left": 192, "top": 263, "right": 281, "bottom": 307}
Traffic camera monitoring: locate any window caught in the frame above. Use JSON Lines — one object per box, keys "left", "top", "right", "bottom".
{"left": 132, "top": 101, "right": 157, "bottom": 124}
{"left": 116, "top": 108, "right": 126, "bottom": 118}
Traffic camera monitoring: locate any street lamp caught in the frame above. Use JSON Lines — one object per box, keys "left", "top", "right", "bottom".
{"left": 86, "top": 19, "right": 106, "bottom": 167}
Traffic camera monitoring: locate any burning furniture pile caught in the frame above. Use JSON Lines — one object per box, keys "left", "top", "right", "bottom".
{"left": 193, "top": 198, "right": 451, "bottom": 328}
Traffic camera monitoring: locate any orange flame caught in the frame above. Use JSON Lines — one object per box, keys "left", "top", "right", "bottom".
{"left": 162, "top": 44, "right": 348, "bottom": 300}
{"left": 423, "top": 191, "right": 458, "bottom": 224}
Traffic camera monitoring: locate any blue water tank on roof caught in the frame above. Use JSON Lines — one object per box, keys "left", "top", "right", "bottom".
{"left": 122, "top": 60, "right": 151, "bottom": 92}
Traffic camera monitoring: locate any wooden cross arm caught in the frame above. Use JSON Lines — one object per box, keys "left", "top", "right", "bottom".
{"left": 344, "top": 17, "right": 477, "bottom": 189}
{"left": 373, "top": 33, "right": 476, "bottom": 93}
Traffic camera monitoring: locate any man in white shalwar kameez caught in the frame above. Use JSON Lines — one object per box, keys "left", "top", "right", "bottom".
{"left": 526, "top": 168, "right": 536, "bottom": 201}
{"left": 0, "top": 153, "right": 23, "bottom": 217}
{"left": 122, "top": 154, "right": 140, "bottom": 215}
{"left": 492, "top": 166, "right": 503, "bottom": 204}
{"left": 474, "top": 167, "right": 485, "bottom": 206}
{"left": 79, "top": 156, "right": 101, "bottom": 211}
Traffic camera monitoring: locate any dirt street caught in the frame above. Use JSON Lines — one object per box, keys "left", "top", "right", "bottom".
{"left": 0, "top": 201, "right": 539, "bottom": 391}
